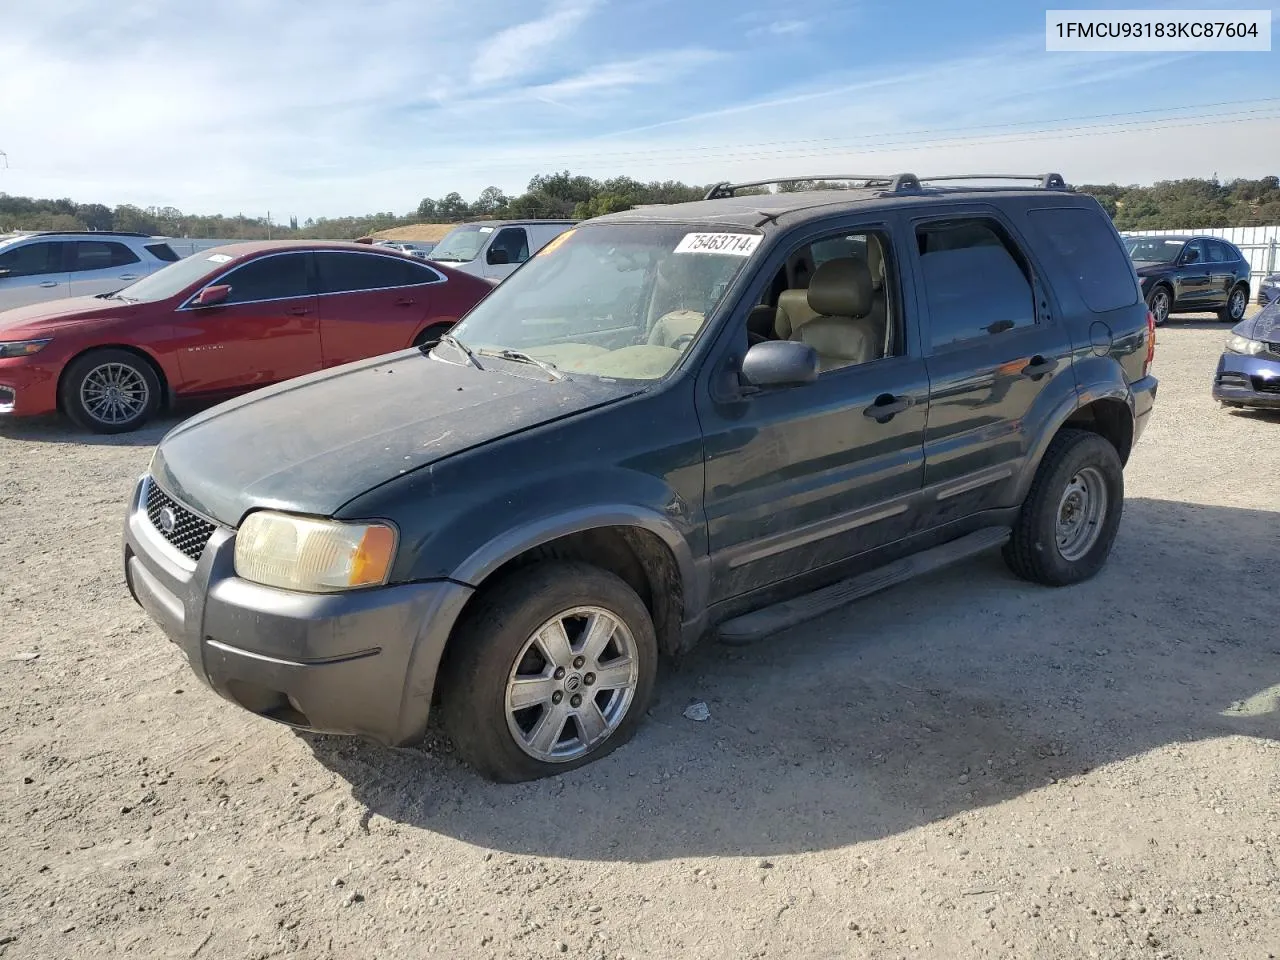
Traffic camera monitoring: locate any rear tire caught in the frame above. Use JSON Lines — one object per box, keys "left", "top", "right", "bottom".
{"left": 1146, "top": 286, "right": 1172, "bottom": 326}
{"left": 438, "top": 561, "right": 658, "bottom": 782}
{"left": 1003, "top": 428, "right": 1124, "bottom": 586}
{"left": 59, "top": 349, "right": 161, "bottom": 434}
{"left": 1218, "top": 285, "right": 1248, "bottom": 323}
{"left": 413, "top": 323, "right": 453, "bottom": 349}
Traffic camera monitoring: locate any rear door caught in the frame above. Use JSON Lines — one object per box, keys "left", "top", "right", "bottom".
{"left": 908, "top": 208, "right": 1076, "bottom": 524}
{"left": 0, "top": 240, "right": 70, "bottom": 308}
{"left": 174, "top": 251, "right": 322, "bottom": 394}
{"left": 1205, "top": 240, "right": 1235, "bottom": 307}
{"left": 313, "top": 251, "right": 445, "bottom": 366}
{"left": 67, "top": 240, "right": 147, "bottom": 298}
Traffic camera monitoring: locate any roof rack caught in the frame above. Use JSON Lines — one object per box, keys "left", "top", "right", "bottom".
{"left": 917, "top": 173, "right": 1068, "bottom": 190}
{"left": 7, "top": 229, "right": 156, "bottom": 239}
{"left": 703, "top": 174, "right": 922, "bottom": 200}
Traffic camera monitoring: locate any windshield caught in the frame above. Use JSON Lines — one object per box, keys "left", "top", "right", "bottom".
{"left": 110, "top": 249, "right": 241, "bottom": 302}
{"left": 428, "top": 224, "right": 491, "bottom": 262}
{"left": 1126, "top": 237, "right": 1185, "bottom": 263}
{"left": 443, "top": 222, "right": 761, "bottom": 381}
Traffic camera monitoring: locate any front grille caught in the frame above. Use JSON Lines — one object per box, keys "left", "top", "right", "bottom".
{"left": 1252, "top": 376, "right": 1280, "bottom": 395}
{"left": 145, "top": 480, "right": 215, "bottom": 561}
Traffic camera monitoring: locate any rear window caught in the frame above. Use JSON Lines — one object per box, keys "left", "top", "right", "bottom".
{"left": 145, "top": 242, "right": 180, "bottom": 263}
{"left": 1025, "top": 207, "right": 1138, "bottom": 313}
{"left": 315, "top": 251, "right": 438, "bottom": 294}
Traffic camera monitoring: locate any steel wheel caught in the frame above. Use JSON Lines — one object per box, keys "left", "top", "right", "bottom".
{"left": 79, "top": 362, "right": 151, "bottom": 426}
{"left": 1056, "top": 465, "right": 1108, "bottom": 562}
{"left": 1228, "top": 288, "right": 1247, "bottom": 321}
{"left": 504, "top": 605, "right": 639, "bottom": 763}
{"left": 1149, "top": 288, "right": 1170, "bottom": 326}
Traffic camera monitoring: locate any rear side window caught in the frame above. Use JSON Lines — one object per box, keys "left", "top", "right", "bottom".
{"left": 916, "top": 218, "right": 1036, "bottom": 348}
{"left": 1025, "top": 207, "right": 1139, "bottom": 313}
{"left": 145, "top": 242, "right": 180, "bottom": 263}
{"left": 1207, "top": 239, "right": 1233, "bottom": 262}
{"left": 220, "top": 253, "right": 311, "bottom": 304}
{"left": 315, "top": 252, "right": 436, "bottom": 294}
{"left": 0, "top": 240, "right": 63, "bottom": 278}
{"left": 70, "top": 240, "right": 141, "bottom": 272}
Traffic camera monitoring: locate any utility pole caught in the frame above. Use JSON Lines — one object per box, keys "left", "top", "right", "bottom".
{"left": 266, "top": 210, "right": 272, "bottom": 240}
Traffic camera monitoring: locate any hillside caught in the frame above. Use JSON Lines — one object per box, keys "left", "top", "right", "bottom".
{"left": 366, "top": 223, "right": 457, "bottom": 242}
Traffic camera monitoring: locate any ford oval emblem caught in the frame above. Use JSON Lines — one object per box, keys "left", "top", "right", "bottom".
{"left": 158, "top": 506, "right": 177, "bottom": 535}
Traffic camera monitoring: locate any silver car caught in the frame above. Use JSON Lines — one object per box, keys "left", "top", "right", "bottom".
{"left": 0, "top": 231, "right": 181, "bottom": 311}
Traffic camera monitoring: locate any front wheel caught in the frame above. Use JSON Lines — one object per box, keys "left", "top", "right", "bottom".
{"left": 59, "top": 349, "right": 161, "bottom": 434}
{"left": 1003, "top": 428, "right": 1124, "bottom": 586}
{"left": 438, "top": 561, "right": 657, "bottom": 782}
{"left": 1219, "top": 285, "right": 1248, "bottom": 323}
{"left": 1146, "top": 286, "right": 1171, "bottom": 326}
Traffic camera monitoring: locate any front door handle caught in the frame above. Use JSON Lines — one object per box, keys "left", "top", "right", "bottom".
{"left": 118, "top": 274, "right": 139, "bottom": 281}
{"left": 1020, "top": 355, "right": 1058, "bottom": 379}
{"left": 863, "top": 393, "right": 914, "bottom": 423}
{"left": 39, "top": 281, "right": 59, "bottom": 288}
{"left": 290, "top": 307, "right": 311, "bottom": 316}
{"left": 395, "top": 297, "right": 416, "bottom": 306}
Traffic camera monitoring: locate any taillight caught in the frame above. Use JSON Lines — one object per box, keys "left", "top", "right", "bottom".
{"left": 1143, "top": 310, "right": 1156, "bottom": 375}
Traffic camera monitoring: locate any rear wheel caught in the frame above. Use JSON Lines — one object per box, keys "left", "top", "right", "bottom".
{"left": 1146, "top": 286, "right": 1172, "bottom": 326}
{"left": 1219, "top": 285, "right": 1248, "bottom": 323}
{"left": 413, "top": 323, "right": 453, "bottom": 349}
{"left": 59, "top": 349, "right": 161, "bottom": 434}
{"left": 438, "top": 561, "right": 657, "bottom": 782}
{"left": 1003, "top": 428, "right": 1124, "bottom": 586}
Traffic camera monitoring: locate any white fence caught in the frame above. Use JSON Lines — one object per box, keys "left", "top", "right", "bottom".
{"left": 1119, "top": 225, "right": 1279, "bottom": 279}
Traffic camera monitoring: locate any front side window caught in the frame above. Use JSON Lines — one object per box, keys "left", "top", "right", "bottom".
{"left": 428, "top": 225, "right": 491, "bottom": 263}
{"left": 69, "top": 240, "right": 141, "bottom": 273}
{"left": 1182, "top": 240, "right": 1206, "bottom": 265}
{"left": 0, "top": 241, "right": 64, "bottom": 278}
{"left": 489, "top": 227, "right": 529, "bottom": 264}
{"left": 315, "top": 251, "right": 435, "bottom": 294}
{"left": 916, "top": 218, "right": 1036, "bottom": 348}
{"left": 219, "top": 253, "right": 311, "bottom": 304}
{"left": 1025, "top": 207, "right": 1138, "bottom": 313}
{"left": 447, "top": 222, "right": 759, "bottom": 380}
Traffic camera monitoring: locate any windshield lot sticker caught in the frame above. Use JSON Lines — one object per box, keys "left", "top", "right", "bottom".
{"left": 674, "top": 233, "right": 761, "bottom": 256}
{"left": 479, "top": 226, "right": 494, "bottom": 233}
{"left": 206, "top": 254, "right": 232, "bottom": 262}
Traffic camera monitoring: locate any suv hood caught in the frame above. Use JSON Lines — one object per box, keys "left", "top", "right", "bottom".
{"left": 0, "top": 296, "right": 135, "bottom": 335}
{"left": 151, "top": 348, "right": 641, "bottom": 526}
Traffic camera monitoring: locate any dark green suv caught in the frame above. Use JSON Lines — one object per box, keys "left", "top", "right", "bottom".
{"left": 123, "top": 173, "right": 1158, "bottom": 781}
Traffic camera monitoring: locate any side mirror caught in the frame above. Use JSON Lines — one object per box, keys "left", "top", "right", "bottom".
{"left": 487, "top": 247, "right": 510, "bottom": 266}
{"left": 191, "top": 284, "right": 230, "bottom": 307}
{"left": 740, "top": 340, "right": 820, "bottom": 389}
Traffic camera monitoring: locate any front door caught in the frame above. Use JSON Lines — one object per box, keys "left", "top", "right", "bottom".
{"left": 1175, "top": 239, "right": 1212, "bottom": 308}
{"left": 174, "top": 251, "right": 322, "bottom": 394}
{"left": 908, "top": 211, "right": 1077, "bottom": 524}
{"left": 696, "top": 219, "right": 929, "bottom": 603}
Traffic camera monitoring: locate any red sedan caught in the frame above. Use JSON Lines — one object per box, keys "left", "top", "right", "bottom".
{"left": 0, "top": 240, "right": 492, "bottom": 433}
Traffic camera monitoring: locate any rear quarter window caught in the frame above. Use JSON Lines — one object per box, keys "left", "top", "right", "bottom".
{"left": 145, "top": 242, "right": 180, "bottom": 263}
{"left": 1025, "top": 207, "right": 1139, "bottom": 313}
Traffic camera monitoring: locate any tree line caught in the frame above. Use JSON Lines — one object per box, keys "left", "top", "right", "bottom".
{"left": 2, "top": 174, "right": 1277, "bottom": 240}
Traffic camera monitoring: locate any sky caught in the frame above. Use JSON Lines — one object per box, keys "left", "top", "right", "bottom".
{"left": 0, "top": 0, "right": 1277, "bottom": 219}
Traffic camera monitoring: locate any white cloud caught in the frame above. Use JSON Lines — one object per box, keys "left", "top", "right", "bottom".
{"left": 748, "top": 19, "right": 810, "bottom": 38}
{"left": 470, "top": 0, "right": 600, "bottom": 87}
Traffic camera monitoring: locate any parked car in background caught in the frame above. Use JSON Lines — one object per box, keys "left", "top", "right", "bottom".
{"left": 0, "top": 231, "right": 181, "bottom": 310}
{"left": 1258, "top": 270, "right": 1278, "bottom": 307}
{"left": 1125, "top": 234, "right": 1251, "bottom": 325}
{"left": 0, "top": 240, "right": 491, "bottom": 432}
{"left": 121, "top": 172, "right": 1158, "bottom": 781}
{"left": 428, "top": 220, "right": 576, "bottom": 282}
{"left": 1212, "top": 299, "right": 1280, "bottom": 410}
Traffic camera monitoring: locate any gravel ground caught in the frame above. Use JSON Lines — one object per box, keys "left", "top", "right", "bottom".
{"left": 1, "top": 312, "right": 1277, "bottom": 960}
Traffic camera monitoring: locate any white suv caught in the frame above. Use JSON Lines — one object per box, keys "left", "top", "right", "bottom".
{"left": 0, "top": 232, "right": 181, "bottom": 312}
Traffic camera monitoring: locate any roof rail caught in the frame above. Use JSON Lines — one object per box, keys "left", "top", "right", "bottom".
{"left": 8, "top": 229, "right": 156, "bottom": 239}
{"left": 703, "top": 174, "right": 922, "bottom": 200}
{"left": 917, "top": 173, "right": 1068, "bottom": 190}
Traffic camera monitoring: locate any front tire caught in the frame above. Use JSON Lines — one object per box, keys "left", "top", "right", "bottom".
{"left": 438, "top": 561, "right": 658, "bottom": 782}
{"left": 1219, "top": 285, "right": 1248, "bottom": 323}
{"left": 1146, "top": 286, "right": 1172, "bottom": 326}
{"left": 59, "top": 349, "right": 161, "bottom": 434}
{"left": 1003, "top": 429, "right": 1124, "bottom": 586}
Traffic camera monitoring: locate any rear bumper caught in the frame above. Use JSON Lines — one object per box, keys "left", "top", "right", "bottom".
{"left": 1212, "top": 352, "right": 1280, "bottom": 408}
{"left": 0, "top": 358, "right": 59, "bottom": 416}
{"left": 1130, "top": 374, "right": 1158, "bottom": 444}
{"left": 122, "top": 475, "right": 474, "bottom": 746}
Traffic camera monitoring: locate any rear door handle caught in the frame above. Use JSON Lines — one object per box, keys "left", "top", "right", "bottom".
{"left": 863, "top": 393, "right": 914, "bottom": 422}
{"left": 290, "top": 307, "right": 311, "bottom": 316}
{"left": 39, "top": 281, "right": 59, "bottom": 288}
{"left": 1020, "top": 355, "right": 1058, "bottom": 379}
{"left": 395, "top": 297, "right": 416, "bottom": 306}
{"left": 118, "top": 274, "right": 139, "bottom": 281}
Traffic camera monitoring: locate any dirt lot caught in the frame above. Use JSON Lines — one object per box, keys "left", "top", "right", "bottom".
{"left": 1, "top": 313, "right": 1277, "bottom": 960}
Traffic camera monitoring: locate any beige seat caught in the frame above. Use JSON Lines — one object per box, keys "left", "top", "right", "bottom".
{"left": 788, "top": 257, "right": 883, "bottom": 372}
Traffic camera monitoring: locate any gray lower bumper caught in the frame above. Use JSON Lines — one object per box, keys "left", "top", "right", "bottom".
{"left": 122, "top": 476, "right": 474, "bottom": 746}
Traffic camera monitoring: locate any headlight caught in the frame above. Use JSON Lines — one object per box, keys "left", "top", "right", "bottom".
{"left": 234, "top": 511, "right": 397, "bottom": 592}
{"left": 1226, "top": 334, "right": 1264, "bottom": 356}
{"left": 0, "top": 338, "right": 52, "bottom": 358}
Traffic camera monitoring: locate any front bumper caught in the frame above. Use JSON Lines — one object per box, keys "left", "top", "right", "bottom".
{"left": 1212, "top": 351, "right": 1280, "bottom": 409}
{"left": 122, "top": 475, "right": 474, "bottom": 746}
{"left": 0, "top": 357, "right": 59, "bottom": 416}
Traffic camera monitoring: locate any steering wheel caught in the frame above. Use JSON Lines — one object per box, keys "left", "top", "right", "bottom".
{"left": 669, "top": 332, "right": 696, "bottom": 352}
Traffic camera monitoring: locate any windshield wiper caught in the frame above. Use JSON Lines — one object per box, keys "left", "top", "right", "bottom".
{"left": 478, "top": 348, "right": 564, "bottom": 380}
{"left": 437, "top": 332, "right": 483, "bottom": 370}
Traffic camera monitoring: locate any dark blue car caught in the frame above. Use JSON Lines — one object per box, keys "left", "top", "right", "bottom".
{"left": 1214, "top": 299, "right": 1280, "bottom": 409}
